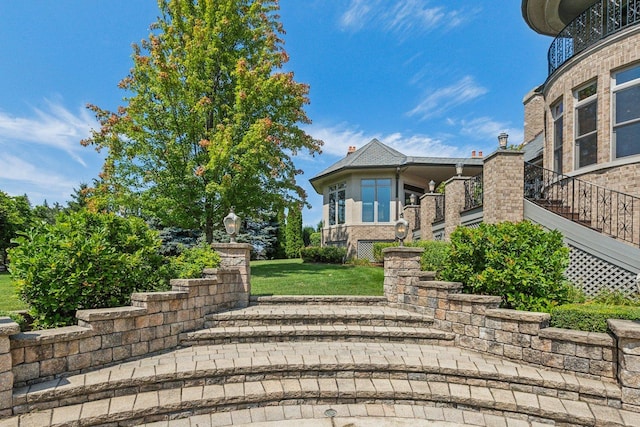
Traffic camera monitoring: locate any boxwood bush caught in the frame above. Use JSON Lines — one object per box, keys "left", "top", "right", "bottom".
{"left": 440, "top": 221, "right": 571, "bottom": 312}
{"left": 300, "top": 246, "right": 346, "bottom": 264}
{"left": 550, "top": 303, "right": 640, "bottom": 332}
{"left": 168, "top": 242, "right": 221, "bottom": 279}
{"left": 8, "top": 211, "right": 171, "bottom": 328}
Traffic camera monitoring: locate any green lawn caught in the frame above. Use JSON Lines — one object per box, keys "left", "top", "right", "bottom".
{"left": 251, "top": 259, "right": 383, "bottom": 296}
{"left": 0, "top": 272, "right": 27, "bottom": 312}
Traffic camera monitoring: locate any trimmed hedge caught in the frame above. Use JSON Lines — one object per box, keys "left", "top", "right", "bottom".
{"left": 300, "top": 246, "right": 346, "bottom": 264}
{"left": 550, "top": 303, "right": 640, "bottom": 332}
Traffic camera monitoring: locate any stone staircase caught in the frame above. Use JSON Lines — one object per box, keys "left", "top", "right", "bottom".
{"left": 3, "top": 298, "right": 639, "bottom": 426}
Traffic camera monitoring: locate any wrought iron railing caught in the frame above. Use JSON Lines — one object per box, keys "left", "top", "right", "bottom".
{"left": 464, "top": 173, "right": 483, "bottom": 211}
{"left": 548, "top": 0, "right": 640, "bottom": 75}
{"left": 434, "top": 194, "right": 445, "bottom": 223}
{"left": 524, "top": 162, "right": 640, "bottom": 246}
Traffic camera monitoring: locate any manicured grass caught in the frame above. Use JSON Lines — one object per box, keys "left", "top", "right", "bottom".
{"left": 0, "top": 272, "right": 28, "bottom": 312}
{"left": 250, "top": 259, "right": 383, "bottom": 296}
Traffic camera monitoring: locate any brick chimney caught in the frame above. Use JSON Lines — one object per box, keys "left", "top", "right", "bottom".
{"left": 347, "top": 146, "right": 356, "bottom": 156}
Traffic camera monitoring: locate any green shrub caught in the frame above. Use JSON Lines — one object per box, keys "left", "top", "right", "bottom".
{"left": 372, "top": 241, "right": 450, "bottom": 273}
{"left": 550, "top": 303, "right": 640, "bottom": 332}
{"left": 592, "top": 289, "right": 640, "bottom": 306}
{"left": 440, "top": 221, "right": 571, "bottom": 312}
{"left": 168, "top": 242, "right": 221, "bottom": 279}
{"left": 309, "top": 232, "right": 321, "bottom": 247}
{"left": 8, "top": 210, "right": 170, "bottom": 328}
{"left": 300, "top": 246, "right": 346, "bottom": 264}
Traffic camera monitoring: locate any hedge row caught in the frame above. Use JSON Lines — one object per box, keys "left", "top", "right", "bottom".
{"left": 372, "top": 240, "right": 450, "bottom": 272}
{"left": 300, "top": 246, "right": 346, "bottom": 264}
{"left": 550, "top": 303, "right": 640, "bottom": 332}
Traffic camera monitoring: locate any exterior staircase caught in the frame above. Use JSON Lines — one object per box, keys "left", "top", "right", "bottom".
{"left": 4, "top": 296, "right": 638, "bottom": 426}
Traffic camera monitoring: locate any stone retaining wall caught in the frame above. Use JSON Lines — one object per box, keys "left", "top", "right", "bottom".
{"left": 383, "top": 247, "right": 640, "bottom": 409}
{"left": 0, "top": 244, "right": 251, "bottom": 416}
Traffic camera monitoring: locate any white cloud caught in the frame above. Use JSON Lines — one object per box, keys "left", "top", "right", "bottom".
{"left": 339, "top": 0, "right": 471, "bottom": 36}
{"left": 456, "top": 117, "right": 525, "bottom": 145}
{"left": 0, "top": 154, "right": 76, "bottom": 191}
{"left": 407, "top": 76, "right": 488, "bottom": 120}
{"left": 305, "top": 123, "right": 467, "bottom": 159}
{"left": 0, "top": 100, "right": 97, "bottom": 166}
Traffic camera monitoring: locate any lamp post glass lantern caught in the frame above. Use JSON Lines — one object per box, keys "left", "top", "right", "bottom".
{"left": 395, "top": 215, "right": 409, "bottom": 246}
{"left": 429, "top": 180, "right": 436, "bottom": 193}
{"left": 498, "top": 132, "right": 509, "bottom": 149}
{"left": 409, "top": 193, "right": 416, "bottom": 205}
{"left": 223, "top": 207, "right": 241, "bottom": 243}
{"left": 455, "top": 162, "right": 463, "bottom": 176}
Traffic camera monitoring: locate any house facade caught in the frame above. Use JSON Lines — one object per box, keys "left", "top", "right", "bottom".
{"left": 522, "top": 0, "right": 640, "bottom": 195}
{"left": 309, "top": 139, "right": 482, "bottom": 259}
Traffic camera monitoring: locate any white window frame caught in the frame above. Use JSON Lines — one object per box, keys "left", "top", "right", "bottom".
{"left": 551, "top": 99, "right": 563, "bottom": 173}
{"left": 361, "top": 178, "right": 391, "bottom": 223}
{"left": 574, "top": 81, "right": 598, "bottom": 169}
{"left": 612, "top": 63, "right": 640, "bottom": 160}
{"left": 328, "top": 182, "right": 346, "bottom": 226}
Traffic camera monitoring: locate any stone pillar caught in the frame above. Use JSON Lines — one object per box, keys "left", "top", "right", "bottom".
{"left": 608, "top": 319, "right": 640, "bottom": 408}
{"left": 382, "top": 247, "right": 424, "bottom": 307}
{"left": 444, "top": 177, "right": 467, "bottom": 239}
{"left": 523, "top": 88, "right": 545, "bottom": 144}
{"left": 0, "top": 317, "right": 20, "bottom": 416}
{"left": 402, "top": 205, "right": 419, "bottom": 243}
{"left": 211, "top": 243, "right": 252, "bottom": 308}
{"left": 483, "top": 150, "right": 524, "bottom": 224}
{"left": 419, "top": 193, "right": 438, "bottom": 240}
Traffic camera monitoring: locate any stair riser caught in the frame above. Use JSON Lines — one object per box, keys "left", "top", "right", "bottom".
{"left": 204, "top": 318, "right": 434, "bottom": 328}
{"left": 13, "top": 368, "right": 619, "bottom": 416}
{"left": 180, "top": 335, "right": 454, "bottom": 347}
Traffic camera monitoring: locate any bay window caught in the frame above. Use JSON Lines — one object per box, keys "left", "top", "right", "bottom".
{"left": 574, "top": 81, "right": 598, "bottom": 168}
{"left": 328, "top": 183, "right": 346, "bottom": 226}
{"left": 613, "top": 64, "right": 640, "bottom": 159}
{"left": 362, "top": 179, "right": 391, "bottom": 223}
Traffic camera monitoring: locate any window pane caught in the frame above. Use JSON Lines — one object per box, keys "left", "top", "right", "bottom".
{"left": 362, "top": 186, "right": 374, "bottom": 222}
{"left": 577, "top": 83, "right": 596, "bottom": 101}
{"left": 576, "top": 101, "right": 597, "bottom": 136}
{"left": 362, "top": 179, "right": 375, "bottom": 187}
{"left": 377, "top": 185, "right": 391, "bottom": 222}
{"left": 615, "top": 85, "right": 640, "bottom": 124}
{"left": 329, "top": 192, "right": 336, "bottom": 225}
{"left": 615, "top": 121, "right": 640, "bottom": 158}
{"left": 337, "top": 190, "right": 345, "bottom": 224}
{"left": 616, "top": 65, "right": 640, "bottom": 85}
{"left": 576, "top": 133, "right": 597, "bottom": 167}
{"left": 377, "top": 179, "right": 391, "bottom": 187}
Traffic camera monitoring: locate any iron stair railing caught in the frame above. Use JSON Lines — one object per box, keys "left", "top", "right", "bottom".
{"left": 464, "top": 173, "right": 483, "bottom": 211}
{"left": 524, "top": 162, "right": 640, "bottom": 246}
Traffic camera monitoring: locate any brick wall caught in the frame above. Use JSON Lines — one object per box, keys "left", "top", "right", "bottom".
{"left": 483, "top": 150, "right": 524, "bottom": 224}
{"left": 523, "top": 89, "right": 545, "bottom": 144}
{"left": 443, "top": 177, "right": 466, "bottom": 238}
{"left": 323, "top": 224, "right": 395, "bottom": 258}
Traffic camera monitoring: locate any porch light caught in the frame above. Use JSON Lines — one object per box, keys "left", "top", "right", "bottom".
{"left": 498, "top": 132, "right": 509, "bottom": 149}
{"left": 395, "top": 214, "right": 409, "bottom": 246}
{"left": 410, "top": 193, "right": 416, "bottom": 205}
{"left": 455, "top": 162, "right": 464, "bottom": 176}
{"left": 223, "top": 207, "right": 241, "bottom": 243}
{"left": 429, "top": 180, "right": 436, "bottom": 193}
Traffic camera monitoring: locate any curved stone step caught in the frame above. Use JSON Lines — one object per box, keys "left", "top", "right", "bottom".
{"left": 5, "top": 377, "right": 636, "bottom": 426}
{"left": 180, "top": 324, "right": 455, "bottom": 346}
{"left": 204, "top": 304, "right": 434, "bottom": 328}
{"left": 249, "top": 295, "right": 387, "bottom": 305}
{"left": 12, "top": 342, "right": 622, "bottom": 416}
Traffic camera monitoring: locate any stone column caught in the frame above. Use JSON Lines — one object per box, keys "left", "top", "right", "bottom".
{"left": 0, "top": 317, "right": 20, "bottom": 416}
{"left": 419, "top": 193, "right": 438, "bottom": 240}
{"left": 402, "top": 205, "right": 419, "bottom": 243}
{"left": 483, "top": 150, "right": 525, "bottom": 224}
{"left": 608, "top": 319, "right": 640, "bottom": 408}
{"left": 211, "top": 243, "right": 252, "bottom": 308}
{"left": 444, "top": 177, "right": 467, "bottom": 239}
{"left": 382, "top": 247, "right": 424, "bottom": 307}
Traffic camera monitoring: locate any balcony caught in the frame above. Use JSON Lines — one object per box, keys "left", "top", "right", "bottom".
{"left": 548, "top": 0, "right": 640, "bottom": 75}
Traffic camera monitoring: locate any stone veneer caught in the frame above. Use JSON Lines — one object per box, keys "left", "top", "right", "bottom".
{"left": 0, "top": 244, "right": 250, "bottom": 416}
{"left": 383, "top": 246, "right": 640, "bottom": 410}
{"left": 482, "top": 150, "right": 524, "bottom": 225}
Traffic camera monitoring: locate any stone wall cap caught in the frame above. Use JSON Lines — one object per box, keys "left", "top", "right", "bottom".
{"left": 10, "top": 325, "right": 93, "bottom": 346}
{"left": 448, "top": 294, "right": 502, "bottom": 304}
{"left": 169, "top": 278, "right": 217, "bottom": 286}
{"left": 382, "top": 246, "right": 424, "bottom": 254}
{"left": 484, "top": 149, "right": 524, "bottom": 162}
{"left": 416, "top": 280, "right": 463, "bottom": 290}
{"left": 417, "top": 271, "right": 436, "bottom": 280}
{"left": 76, "top": 305, "right": 147, "bottom": 321}
{"left": 131, "top": 290, "right": 189, "bottom": 302}
{"left": 486, "top": 308, "right": 550, "bottom": 323}
{"left": 539, "top": 327, "right": 615, "bottom": 346}
{"left": 211, "top": 243, "right": 253, "bottom": 250}
{"left": 0, "top": 316, "right": 21, "bottom": 336}
{"left": 608, "top": 319, "right": 640, "bottom": 339}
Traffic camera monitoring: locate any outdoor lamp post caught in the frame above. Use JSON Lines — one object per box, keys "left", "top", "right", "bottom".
{"left": 223, "top": 207, "right": 241, "bottom": 243}
{"left": 395, "top": 215, "right": 409, "bottom": 246}
{"left": 429, "top": 180, "right": 436, "bottom": 193}
{"left": 498, "top": 132, "right": 509, "bottom": 149}
{"left": 409, "top": 193, "right": 416, "bottom": 205}
{"left": 455, "top": 162, "right": 463, "bottom": 176}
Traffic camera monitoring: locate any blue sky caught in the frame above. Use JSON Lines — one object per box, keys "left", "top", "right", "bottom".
{"left": 0, "top": 1, "right": 551, "bottom": 227}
